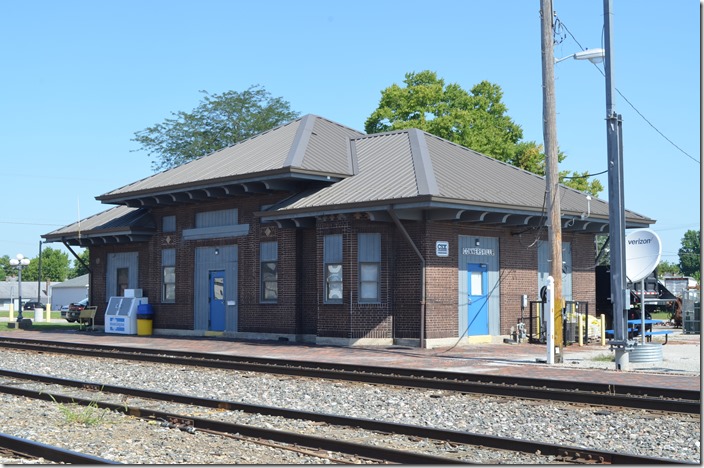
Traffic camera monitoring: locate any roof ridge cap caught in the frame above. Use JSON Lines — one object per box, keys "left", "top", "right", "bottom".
{"left": 407, "top": 129, "right": 439, "bottom": 196}
{"left": 284, "top": 114, "right": 316, "bottom": 168}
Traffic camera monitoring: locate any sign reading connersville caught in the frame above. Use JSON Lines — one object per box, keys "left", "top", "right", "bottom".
{"left": 462, "top": 247, "right": 495, "bottom": 256}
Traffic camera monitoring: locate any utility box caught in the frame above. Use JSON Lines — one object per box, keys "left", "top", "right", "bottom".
{"left": 682, "top": 290, "right": 700, "bottom": 334}
{"left": 105, "top": 296, "right": 149, "bottom": 334}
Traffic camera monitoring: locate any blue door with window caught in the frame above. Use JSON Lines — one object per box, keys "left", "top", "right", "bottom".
{"left": 209, "top": 270, "right": 226, "bottom": 331}
{"left": 467, "top": 263, "right": 489, "bottom": 335}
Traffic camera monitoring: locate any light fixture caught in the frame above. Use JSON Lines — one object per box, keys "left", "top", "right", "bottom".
{"left": 214, "top": 248, "right": 219, "bottom": 255}
{"left": 555, "top": 48, "right": 605, "bottom": 64}
{"left": 475, "top": 238, "right": 480, "bottom": 247}
{"left": 9, "top": 254, "right": 30, "bottom": 322}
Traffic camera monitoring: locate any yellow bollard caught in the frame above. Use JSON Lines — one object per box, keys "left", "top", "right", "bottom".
{"left": 600, "top": 314, "right": 606, "bottom": 346}
{"left": 8, "top": 303, "right": 14, "bottom": 321}
{"left": 46, "top": 304, "right": 52, "bottom": 321}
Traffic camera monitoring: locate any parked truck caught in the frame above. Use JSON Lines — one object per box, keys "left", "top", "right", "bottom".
{"left": 595, "top": 265, "right": 681, "bottom": 328}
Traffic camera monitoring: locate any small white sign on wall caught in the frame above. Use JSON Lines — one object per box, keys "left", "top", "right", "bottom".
{"left": 436, "top": 241, "right": 449, "bottom": 257}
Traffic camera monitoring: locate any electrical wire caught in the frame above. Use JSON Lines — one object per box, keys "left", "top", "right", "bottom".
{"left": 555, "top": 15, "right": 699, "bottom": 164}
{"left": 437, "top": 268, "right": 514, "bottom": 354}
{"left": 561, "top": 169, "right": 608, "bottom": 179}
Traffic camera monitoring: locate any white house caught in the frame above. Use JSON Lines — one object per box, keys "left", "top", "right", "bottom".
{"left": 49, "top": 274, "right": 90, "bottom": 310}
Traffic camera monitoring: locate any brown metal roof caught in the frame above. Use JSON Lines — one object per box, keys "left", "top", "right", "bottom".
{"left": 43, "top": 205, "right": 154, "bottom": 246}
{"left": 45, "top": 114, "right": 654, "bottom": 245}
{"left": 98, "top": 115, "right": 364, "bottom": 203}
{"left": 263, "top": 128, "right": 653, "bottom": 227}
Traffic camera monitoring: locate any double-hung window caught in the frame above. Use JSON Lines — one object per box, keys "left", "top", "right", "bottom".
{"left": 324, "top": 234, "right": 343, "bottom": 303}
{"left": 162, "top": 248, "right": 176, "bottom": 303}
{"left": 358, "top": 233, "right": 381, "bottom": 303}
{"left": 260, "top": 241, "right": 278, "bottom": 302}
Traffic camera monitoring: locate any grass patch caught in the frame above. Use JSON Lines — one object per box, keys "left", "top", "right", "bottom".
{"left": 51, "top": 397, "right": 109, "bottom": 426}
{"left": 0, "top": 311, "right": 62, "bottom": 320}
{"left": 590, "top": 353, "right": 614, "bottom": 362}
{"left": 651, "top": 311, "right": 671, "bottom": 321}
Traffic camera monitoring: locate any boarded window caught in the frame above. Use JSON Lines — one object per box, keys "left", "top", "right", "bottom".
{"left": 163, "top": 215, "right": 176, "bottom": 233}
{"left": 196, "top": 208, "right": 238, "bottom": 228}
{"left": 162, "top": 248, "right": 176, "bottom": 303}
{"left": 324, "top": 235, "right": 343, "bottom": 303}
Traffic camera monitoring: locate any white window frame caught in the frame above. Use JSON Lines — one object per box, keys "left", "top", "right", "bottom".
{"left": 358, "top": 233, "right": 381, "bottom": 303}
{"left": 260, "top": 241, "right": 278, "bottom": 303}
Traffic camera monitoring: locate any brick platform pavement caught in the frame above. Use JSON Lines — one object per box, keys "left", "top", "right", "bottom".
{"left": 0, "top": 328, "right": 699, "bottom": 392}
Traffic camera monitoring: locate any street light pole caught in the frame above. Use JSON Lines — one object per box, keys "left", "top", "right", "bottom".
{"left": 603, "top": 0, "right": 630, "bottom": 370}
{"left": 9, "top": 254, "right": 31, "bottom": 322}
{"left": 540, "top": 0, "right": 563, "bottom": 362}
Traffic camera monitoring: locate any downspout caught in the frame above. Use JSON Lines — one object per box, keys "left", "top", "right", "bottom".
{"left": 388, "top": 209, "right": 427, "bottom": 349}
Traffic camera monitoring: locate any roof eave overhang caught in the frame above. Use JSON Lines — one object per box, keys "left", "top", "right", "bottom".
{"left": 96, "top": 168, "right": 350, "bottom": 207}
{"left": 43, "top": 228, "right": 155, "bottom": 247}
{"left": 257, "top": 196, "right": 654, "bottom": 233}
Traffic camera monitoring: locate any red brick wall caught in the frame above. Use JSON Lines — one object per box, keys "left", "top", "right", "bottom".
{"left": 498, "top": 230, "right": 540, "bottom": 334}
{"left": 89, "top": 196, "right": 598, "bottom": 340}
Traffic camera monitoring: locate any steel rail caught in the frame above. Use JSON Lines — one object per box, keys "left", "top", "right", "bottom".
{"left": 0, "top": 383, "right": 466, "bottom": 464}
{"left": 0, "top": 370, "right": 692, "bottom": 465}
{"left": 0, "top": 431, "right": 120, "bottom": 464}
{"left": 0, "top": 337, "right": 698, "bottom": 413}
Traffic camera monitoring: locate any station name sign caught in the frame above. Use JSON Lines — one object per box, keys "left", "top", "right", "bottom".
{"left": 462, "top": 247, "right": 495, "bottom": 256}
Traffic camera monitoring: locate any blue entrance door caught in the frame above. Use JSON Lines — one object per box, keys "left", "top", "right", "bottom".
{"left": 209, "top": 270, "right": 226, "bottom": 331}
{"left": 467, "top": 263, "right": 489, "bottom": 335}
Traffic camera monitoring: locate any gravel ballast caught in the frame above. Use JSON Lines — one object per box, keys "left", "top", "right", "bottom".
{"left": 0, "top": 349, "right": 699, "bottom": 464}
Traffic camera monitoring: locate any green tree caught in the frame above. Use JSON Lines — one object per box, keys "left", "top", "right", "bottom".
{"left": 0, "top": 255, "right": 12, "bottom": 280}
{"left": 595, "top": 234, "right": 610, "bottom": 266}
{"left": 365, "top": 72, "right": 523, "bottom": 160}
{"left": 366, "top": 71, "right": 603, "bottom": 196}
{"left": 678, "top": 230, "right": 701, "bottom": 280}
{"left": 70, "top": 249, "right": 90, "bottom": 278}
{"left": 21, "top": 247, "right": 70, "bottom": 282}
{"left": 133, "top": 86, "right": 300, "bottom": 171}
{"left": 512, "top": 142, "right": 603, "bottom": 196}
{"left": 656, "top": 260, "right": 681, "bottom": 277}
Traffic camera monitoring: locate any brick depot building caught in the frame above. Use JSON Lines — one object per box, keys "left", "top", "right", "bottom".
{"left": 44, "top": 115, "right": 653, "bottom": 348}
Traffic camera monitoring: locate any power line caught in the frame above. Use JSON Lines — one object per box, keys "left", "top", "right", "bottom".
{"left": 555, "top": 15, "right": 700, "bottom": 165}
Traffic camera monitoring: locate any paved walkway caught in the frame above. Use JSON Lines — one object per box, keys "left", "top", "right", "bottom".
{"left": 0, "top": 324, "right": 699, "bottom": 392}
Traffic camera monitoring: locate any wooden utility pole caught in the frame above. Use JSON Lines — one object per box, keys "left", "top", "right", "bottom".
{"left": 540, "top": 0, "right": 563, "bottom": 361}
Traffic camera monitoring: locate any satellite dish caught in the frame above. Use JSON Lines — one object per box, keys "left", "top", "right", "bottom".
{"left": 625, "top": 228, "right": 662, "bottom": 282}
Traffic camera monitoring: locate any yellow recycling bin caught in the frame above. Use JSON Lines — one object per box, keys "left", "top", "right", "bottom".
{"left": 136, "top": 304, "right": 154, "bottom": 336}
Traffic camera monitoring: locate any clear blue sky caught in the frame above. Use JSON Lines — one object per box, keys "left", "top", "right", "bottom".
{"left": 0, "top": 0, "right": 700, "bottom": 270}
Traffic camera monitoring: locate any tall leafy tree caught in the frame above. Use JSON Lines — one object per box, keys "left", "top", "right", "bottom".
{"left": 366, "top": 71, "right": 523, "bottom": 160}
{"left": 366, "top": 71, "right": 603, "bottom": 196}
{"left": 69, "top": 249, "right": 90, "bottom": 278}
{"left": 656, "top": 260, "right": 681, "bottom": 277}
{"left": 133, "top": 86, "right": 300, "bottom": 171}
{"left": 678, "top": 230, "right": 701, "bottom": 280}
{"left": 0, "top": 255, "right": 12, "bottom": 280}
{"left": 21, "top": 247, "right": 70, "bottom": 282}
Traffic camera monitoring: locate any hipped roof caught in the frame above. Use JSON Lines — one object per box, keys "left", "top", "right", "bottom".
{"left": 44, "top": 114, "right": 653, "bottom": 246}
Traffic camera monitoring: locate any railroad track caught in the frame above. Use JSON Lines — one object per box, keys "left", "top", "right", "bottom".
{"left": 0, "top": 431, "right": 119, "bottom": 464}
{"left": 0, "top": 337, "right": 699, "bottom": 414}
{"left": 0, "top": 369, "right": 689, "bottom": 464}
